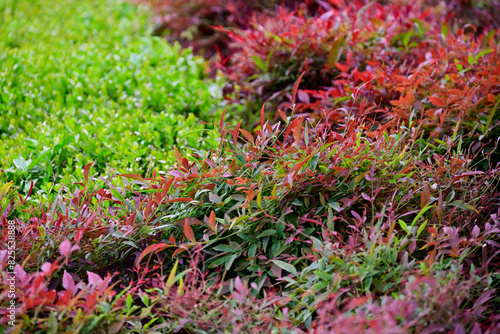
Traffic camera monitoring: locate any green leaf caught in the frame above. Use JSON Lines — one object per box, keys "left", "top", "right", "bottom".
{"left": 48, "top": 311, "right": 58, "bottom": 334}
{"left": 450, "top": 200, "right": 478, "bottom": 213}
{"left": 417, "top": 219, "right": 428, "bottom": 238}
{"left": 410, "top": 204, "right": 433, "bottom": 229}
{"left": 257, "top": 229, "right": 276, "bottom": 238}
{"left": 213, "top": 244, "right": 236, "bottom": 253}
{"left": 251, "top": 55, "right": 267, "bottom": 72}
{"left": 271, "top": 260, "right": 298, "bottom": 277}
{"left": 398, "top": 219, "right": 410, "bottom": 234}
{"left": 310, "top": 154, "right": 319, "bottom": 172}
{"left": 109, "top": 187, "right": 126, "bottom": 204}
{"left": 313, "top": 271, "right": 333, "bottom": 281}
{"left": 328, "top": 201, "right": 341, "bottom": 212}
{"left": 126, "top": 294, "right": 133, "bottom": 309}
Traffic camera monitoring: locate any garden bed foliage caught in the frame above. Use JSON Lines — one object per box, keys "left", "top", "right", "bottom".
{"left": 1, "top": 0, "right": 500, "bottom": 333}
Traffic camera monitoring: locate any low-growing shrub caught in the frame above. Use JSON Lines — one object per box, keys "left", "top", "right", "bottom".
{"left": 134, "top": 0, "right": 324, "bottom": 58}
{"left": 0, "top": 0, "right": 224, "bottom": 198}
{"left": 2, "top": 94, "right": 499, "bottom": 331}
{"left": 215, "top": 0, "right": 500, "bottom": 161}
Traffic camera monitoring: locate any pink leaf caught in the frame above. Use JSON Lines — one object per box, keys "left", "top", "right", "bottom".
{"left": 87, "top": 271, "right": 103, "bottom": 287}
{"left": 59, "top": 239, "right": 71, "bottom": 257}
{"left": 234, "top": 276, "right": 245, "bottom": 293}
{"left": 63, "top": 270, "right": 77, "bottom": 295}
{"left": 472, "top": 225, "right": 480, "bottom": 239}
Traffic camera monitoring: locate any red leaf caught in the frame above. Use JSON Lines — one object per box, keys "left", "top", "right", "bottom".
{"left": 278, "top": 109, "right": 288, "bottom": 122}
{"left": 57, "top": 289, "right": 72, "bottom": 306}
{"left": 86, "top": 291, "right": 97, "bottom": 311}
{"left": 429, "top": 96, "right": 445, "bottom": 107}
{"left": 233, "top": 120, "right": 242, "bottom": 147}
{"left": 260, "top": 103, "right": 265, "bottom": 133}
{"left": 174, "top": 147, "right": 183, "bottom": 166}
{"left": 120, "top": 174, "right": 146, "bottom": 182}
{"left": 239, "top": 129, "right": 254, "bottom": 145}
{"left": 220, "top": 106, "right": 228, "bottom": 129}
{"left": 292, "top": 72, "right": 306, "bottom": 108}
{"left": 135, "top": 243, "right": 169, "bottom": 266}
{"left": 83, "top": 162, "right": 94, "bottom": 184}
{"left": 451, "top": 171, "right": 483, "bottom": 184}
{"left": 421, "top": 184, "right": 431, "bottom": 209}
{"left": 161, "top": 177, "right": 175, "bottom": 198}
{"left": 184, "top": 219, "right": 196, "bottom": 243}
{"left": 209, "top": 211, "right": 217, "bottom": 232}
{"left": 165, "top": 197, "right": 193, "bottom": 203}
{"left": 144, "top": 200, "right": 154, "bottom": 220}
{"left": 293, "top": 117, "right": 304, "bottom": 144}
{"left": 125, "top": 211, "right": 137, "bottom": 225}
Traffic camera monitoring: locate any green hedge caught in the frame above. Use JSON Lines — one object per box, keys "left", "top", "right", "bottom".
{"left": 0, "top": 0, "right": 223, "bottom": 197}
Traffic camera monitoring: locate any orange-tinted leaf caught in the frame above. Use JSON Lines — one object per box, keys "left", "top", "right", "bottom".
{"left": 293, "top": 117, "right": 304, "bottom": 144}
{"left": 239, "top": 129, "right": 254, "bottom": 145}
{"left": 174, "top": 147, "right": 183, "bottom": 166}
{"left": 292, "top": 72, "right": 305, "bottom": 108}
{"left": 260, "top": 103, "right": 265, "bottom": 133}
{"left": 209, "top": 211, "right": 217, "bottom": 232}
{"left": 166, "top": 197, "right": 193, "bottom": 203}
{"left": 487, "top": 94, "right": 496, "bottom": 103}
{"left": 233, "top": 120, "right": 242, "bottom": 146}
{"left": 429, "top": 96, "right": 445, "bottom": 107}
{"left": 421, "top": 184, "right": 431, "bottom": 209}
{"left": 278, "top": 109, "right": 288, "bottom": 122}
{"left": 436, "top": 191, "right": 443, "bottom": 223}
{"left": 120, "top": 173, "right": 146, "bottom": 182}
{"left": 184, "top": 219, "right": 196, "bottom": 243}
{"left": 220, "top": 106, "right": 228, "bottom": 129}
{"left": 136, "top": 243, "right": 169, "bottom": 266}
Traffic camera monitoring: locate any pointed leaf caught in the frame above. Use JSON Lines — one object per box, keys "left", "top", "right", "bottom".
{"left": 184, "top": 219, "right": 196, "bottom": 243}
{"left": 83, "top": 162, "right": 94, "bottom": 184}
{"left": 166, "top": 259, "right": 179, "bottom": 288}
{"left": 429, "top": 96, "right": 445, "bottom": 107}
{"left": 209, "top": 211, "right": 217, "bottom": 232}
{"left": 174, "top": 147, "right": 183, "bottom": 166}
{"left": 271, "top": 260, "right": 298, "bottom": 277}
{"left": 239, "top": 129, "right": 254, "bottom": 145}
{"left": 292, "top": 72, "right": 306, "bottom": 108}
{"left": 136, "top": 243, "right": 169, "bottom": 266}
{"left": 233, "top": 120, "right": 242, "bottom": 147}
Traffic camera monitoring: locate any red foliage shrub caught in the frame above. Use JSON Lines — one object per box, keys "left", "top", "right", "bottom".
{"left": 216, "top": 0, "right": 500, "bottom": 143}
{"left": 2, "top": 99, "right": 499, "bottom": 331}
{"left": 134, "top": 0, "right": 325, "bottom": 58}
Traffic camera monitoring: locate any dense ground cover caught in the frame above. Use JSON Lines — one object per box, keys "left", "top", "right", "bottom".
{"left": 0, "top": 0, "right": 224, "bottom": 200}
{"left": 1, "top": 0, "right": 500, "bottom": 333}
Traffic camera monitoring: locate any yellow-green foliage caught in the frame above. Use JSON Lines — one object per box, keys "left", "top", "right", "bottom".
{"left": 0, "top": 0, "right": 223, "bottom": 196}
